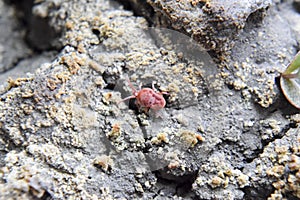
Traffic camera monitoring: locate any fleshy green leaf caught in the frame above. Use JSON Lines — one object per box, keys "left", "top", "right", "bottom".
{"left": 280, "top": 74, "right": 300, "bottom": 109}
{"left": 280, "top": 51, "right": 300, "bottom": 109}
{"left": 283, "top": 51, "right": 300, "bottom": 75}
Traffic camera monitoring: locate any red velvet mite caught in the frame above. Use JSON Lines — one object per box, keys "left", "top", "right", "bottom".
{"left": 119, "top": 80, "right": 168, "bottom": 113}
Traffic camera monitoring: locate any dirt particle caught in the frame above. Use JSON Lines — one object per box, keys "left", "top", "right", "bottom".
{"left": 77, "top": 43, "right": 86, "bottom": 54}
{"left": 210, "top": 176, "right": 223, "bottom": 188}
{"left": 61, "top": 53, "right": 86, "bottom": 74}
{"left": 107, "top": 123, "right": 121, "bottom": 139}
{"left": 7, "top": 77, "right": 33, "bottom": 89}
{"left": 168, "top": 160, "right": 180, "bottom": 169}
{"left": 93, "top": 155, "right": 114, "bottom": 172}
{"left": 151, "top": 132, "right": 169, "bottom": 145}
{"left": 135, "top": 182, "right": 144, "bottom": 193}
{"left": 290, "top": 114, "right": 300, "bottom": 124}
{"left": 237, "top": 174, "right": 249, "bottom": 188}
{"left": 102, "top": 92, "right": 113, "bottom": 104}
{"left": 88, "top": 60, "right": 105, "bottom": 74}
{"left": 267, "top": 165, "right": 285, "bottom": 178}
{"left": 65, "top": 21, "right": 75, "bottom": 30}
{"left": 272, "top": 180, "right": 285, "bottom": 190}
{"left": 180, "top": 130, "right": 204, "bottom": 147}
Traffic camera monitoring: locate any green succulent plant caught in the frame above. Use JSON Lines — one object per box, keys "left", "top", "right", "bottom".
{"left": 280, "top": 51, "right": 300, "bottom": 109}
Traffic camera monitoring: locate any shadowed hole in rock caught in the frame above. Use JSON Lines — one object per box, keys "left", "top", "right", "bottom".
{"left": 92, "top": 28, "right": 100, "bottom": 36}
{"left": 4, "top": 0, "right": 62, "bottom": 52}
{"left": 242, "top": 186, "right": 273, "bottom": 200}
{"left": 227, "top": 83, "right": 235, "bottom": 90}
{"left": 293, "top": 0, "right": 300, "bottom": 13}
{"left": 246, "top": 7, "right": 269, "bottom": 25}
{"left": 114, "top": 0, "right": 155, "bottom": 25}
{"left": 103, "top": 70, "right": 118, "bottom": 90}
{"left": 38, "top": 191, "right": 53, "bottom": 200}
{"left": 103, "top": 83, "right": 116, "bottom": 90}
{"left": 154, "top": 168, "right": 198, "bottom": 198}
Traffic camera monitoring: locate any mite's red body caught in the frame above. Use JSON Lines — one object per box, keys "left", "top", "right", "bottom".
{"left": 136, "top": 88, "right": 166, "bottom": 110}
{"left": 120, "top": 80, "right": 167, "bottom": 112}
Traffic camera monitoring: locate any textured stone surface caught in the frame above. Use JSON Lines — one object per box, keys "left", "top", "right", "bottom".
{"left": 118, "top": 0, "right": 297, "bottom": 108}
{"left": 122, "top": 0, "right": 272, "bottom": 54}
{"left": 222, "top": 2, "right": 299, "bottom": 108}
{"left": 0, "top": 0, "right": 32, "bottom": 73}
{"left": 0, "top": 0, "right": 300, "bottom": 200}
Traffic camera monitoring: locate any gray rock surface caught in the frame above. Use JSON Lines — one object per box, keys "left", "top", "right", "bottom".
{"left": 0, "top": 0, "right": 300, "bottom": 200}
{"left": 123, "top": 0, "right": 272, "bottom": 54}
{"left": 223, "top": 2, "right": 299, "bottom": 109}
{"left": 0, "top": 0, "right": 32, "bottom": 73}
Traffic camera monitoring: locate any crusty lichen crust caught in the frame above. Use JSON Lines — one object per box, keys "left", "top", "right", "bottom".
{"left": 0, "top": 0, "right": 300, "bottom": 199}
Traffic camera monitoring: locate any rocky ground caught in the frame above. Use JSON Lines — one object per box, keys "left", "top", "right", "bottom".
{"left": 0, "top": 0, "right": 300, "bottom": 199}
